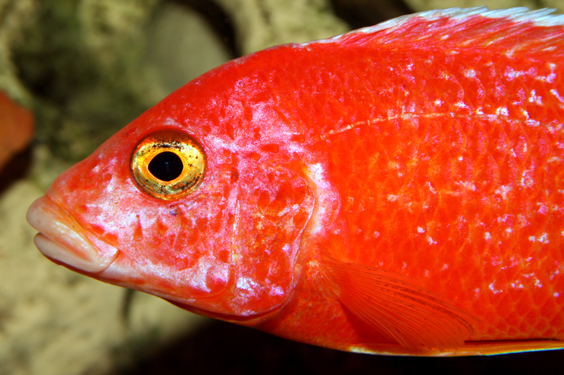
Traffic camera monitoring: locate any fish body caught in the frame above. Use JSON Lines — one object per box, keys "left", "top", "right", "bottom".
{"left": 0, "top": 91, "right": 33, "bottom": 171}
{"left": 27, "top": 8, "right": 564, "bottom": 356}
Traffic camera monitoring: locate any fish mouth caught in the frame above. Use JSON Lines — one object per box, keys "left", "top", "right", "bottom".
{"left": 26, "top": 195, "right": 119, "bottom": 273}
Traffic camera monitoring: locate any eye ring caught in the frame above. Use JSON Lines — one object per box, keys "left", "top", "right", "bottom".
{"left": 131, "top": 130, "right": 206, "bottom": 200}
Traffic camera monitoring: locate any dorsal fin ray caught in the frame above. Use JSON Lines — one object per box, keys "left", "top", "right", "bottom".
{"left": 303, "top": 7, "right": 564, "bottom": 56}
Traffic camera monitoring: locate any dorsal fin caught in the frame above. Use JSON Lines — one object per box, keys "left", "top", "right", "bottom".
{"left": 304, "top": 7, "right": 564, "bottom": 55}
{"left": 322, "top": 258, "right": 478, "bottom": 351}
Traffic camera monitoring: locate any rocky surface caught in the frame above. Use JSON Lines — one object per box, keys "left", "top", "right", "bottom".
{"left": 215, "top": 0, "right": 348, "bottom": 54}
{"left": 1, "top": 1, "right": 562, "bottom": 375}
{"left": 0, "top": 0, "right": 35, "bottom": 105}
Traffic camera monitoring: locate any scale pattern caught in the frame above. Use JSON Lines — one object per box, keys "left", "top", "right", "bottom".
{"left": 309, "top": 50, "right": 564, "bottom": 340}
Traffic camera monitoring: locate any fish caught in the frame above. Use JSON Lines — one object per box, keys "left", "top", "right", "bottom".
{"left": 0, "top": 91, "right": 34, "bottom": 172}
{"left": 26, "top": 7, "right": 564, "bottom": 356}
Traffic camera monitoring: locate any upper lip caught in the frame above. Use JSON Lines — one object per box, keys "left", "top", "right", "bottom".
{"left": 26, "top": 195, "right": 119, "bottom": 273}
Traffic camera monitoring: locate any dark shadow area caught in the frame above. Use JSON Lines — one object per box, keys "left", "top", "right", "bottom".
{"left": 0, "top": 147, "right": 33, "bottom": 195}
{"left": 330, "top": 0, "right": 413, "bottom": 29}
{"left": 120, "top": 319, "right": 562, "bottom": 375}
{"left": 173, "top": 0, "right": 238, "bottom": 56}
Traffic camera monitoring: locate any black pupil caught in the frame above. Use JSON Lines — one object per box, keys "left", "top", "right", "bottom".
{"left": 148, "top": 151, "right": 183, "bottom": 181}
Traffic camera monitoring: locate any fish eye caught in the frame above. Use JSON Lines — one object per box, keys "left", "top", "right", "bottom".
{"left": 131, "top": 130, "right": 206, "bottom": 200}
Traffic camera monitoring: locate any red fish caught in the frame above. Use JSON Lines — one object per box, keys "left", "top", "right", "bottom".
{"left": 27, "top": 8, "right": 564, "bottom": 356}
{"left": 0, "top": 91, "right": 33, "bottom": 172}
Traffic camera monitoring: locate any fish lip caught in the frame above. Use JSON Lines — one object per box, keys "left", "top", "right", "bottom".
{"left": 26, "top": 195, "right": 119, "bottom": 273}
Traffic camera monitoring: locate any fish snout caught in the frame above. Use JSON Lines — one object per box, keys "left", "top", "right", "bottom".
{"left": 26, "top": 196, "right": 118, "bottom": 273}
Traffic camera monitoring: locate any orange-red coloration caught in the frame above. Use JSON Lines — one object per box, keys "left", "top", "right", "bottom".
{"left": 0, "top": 91, "right": 33, "bottom": 171}
{"left": 27, "top": 8, "right": 564, "bottom": 356}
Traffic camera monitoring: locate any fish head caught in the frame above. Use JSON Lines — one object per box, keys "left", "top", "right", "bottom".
{"left": 27, "top": 61, "right": 316, "bottom": 320}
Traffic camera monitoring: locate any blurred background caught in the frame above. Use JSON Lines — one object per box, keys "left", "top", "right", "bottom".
{"left": 0, "top": 0, "right": 563, "bottom": 374}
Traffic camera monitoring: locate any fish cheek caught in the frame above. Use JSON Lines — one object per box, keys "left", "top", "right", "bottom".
{"left": 229, "top": 167, "right": 315, "bottom": 315}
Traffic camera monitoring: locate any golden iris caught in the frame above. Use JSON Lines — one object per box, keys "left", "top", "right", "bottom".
{"left": 131, "top": 130, "right": 206, "bottom": 200}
